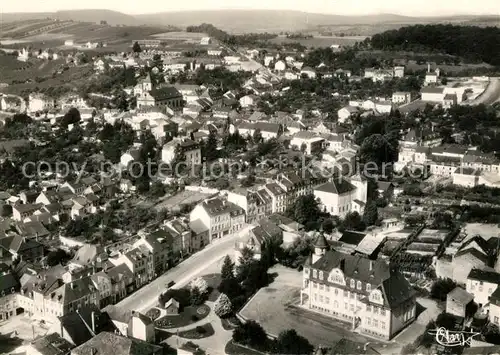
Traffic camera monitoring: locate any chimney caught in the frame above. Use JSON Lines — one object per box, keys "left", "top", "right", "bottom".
{"left": 339, "top": 259, "right": 345, "bottom": 271}
{"left": 91, "top": 311, "right": 96, "bottom": 333}
{"left": 427, "top": 63, "right": 430, "bottom": 73}
{"left": 369, "top": 260, "right": 373, "bottom": 272}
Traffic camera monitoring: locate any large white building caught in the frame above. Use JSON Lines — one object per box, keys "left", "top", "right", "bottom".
{"left": 161, "top": 139, "right": 201, "bottom": 165}
{"left": 189, "top": 197, "right": 245, "bottom": 241}
{"left": 301, "top": 239, "right": 416, "bottom": 340}
{"left": 313, "top": 174, "right": 367, "bottom": 218}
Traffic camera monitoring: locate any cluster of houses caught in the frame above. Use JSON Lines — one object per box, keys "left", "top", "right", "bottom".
{"left": 432, "top": 232, "right": 500, "bottom": 330}
{"left": 394, "top": 128, "right": 500, "bottom": 186}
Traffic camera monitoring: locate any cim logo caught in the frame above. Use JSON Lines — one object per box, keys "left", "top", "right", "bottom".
{"left": 428, "top": 327, "right": 480, "bottom": 347}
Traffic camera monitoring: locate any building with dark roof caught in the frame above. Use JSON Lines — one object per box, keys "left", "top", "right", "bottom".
{"left": 51, "top": 306, "right": 116, "bottom": 346}
{"left": 103, "top": 305, "right": 155, "bottom": 343}
{"left": 0, "top": 268, "right": 20, "bottom": 321}
{"left": 71, "top": 331, "right": 162, "bottom": 355}
{"left": 0, "top": 234, "right": 44, "bottom": 263}
{"left": 227, "top": 187, "right": 273, "bottom": 224}
{"left": 29, "top": 332, "right": 74, "bottom": 355}
{"left": 301, "top": 249, "right": 416, "bottom": 340}
{"left": 466, "top": 268, "right": 500, "bottom": 307}
{"left": 314, "top": 177, "right": 368, "bottom": 218}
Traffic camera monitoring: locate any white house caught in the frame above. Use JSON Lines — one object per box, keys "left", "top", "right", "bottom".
{"left": 290, "top": 131, "right": 325, "bottom": 155}
{"left": 313, "top": 174, "right": 368, "bottom": 218}
{"left": 375, "top": 101, "right": 393, "bottom": 114}
{"left": 189, "top": 197, "right": 245, "bottom": 242}
{"left": 120, "top": 147, "right": 141, "bottom": 167}
{"left": 489, "top": 288, "right": 500, "bottom": 326}
{"left": 161, "top": 138, "right": 201, "bottom": 165}
{"left": 425, "top": 68, "right": 440, "bottom": 85}
{"left": 239, "top": 95, "right": 257, "bottom": 108}
{"left": 338, "top": 106, "right": 360, "bottom": 123}
{"left": 466, "top": 268, "right": 500, "bottom": 308}
{"left": 274, "top": 60, "right": 286, "bottom": 71}
{"left": 421, "top": 87, "right": 445, "bottom": 102}
{"left": 200, "top": 37, "right": 212, "bottom": 45}
{"left": 28, "top": 94, "right": 53, "bottom": 113}
{"left": 392, "top": 92, "right": 412, "bottom": 105}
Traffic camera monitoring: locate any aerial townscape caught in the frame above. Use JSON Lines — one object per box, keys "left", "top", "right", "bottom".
{"left": 0, "top": 2, "right": 500, "bottom": 355}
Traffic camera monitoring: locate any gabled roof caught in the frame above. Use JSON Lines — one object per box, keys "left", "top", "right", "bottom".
{"left": 447, "top": 287, "right": 473, "bottom": 304}
{"left": 467, "top": 268, "right": 500, "bottom": 284}
{"left": 150, "top": 86, "right": 182, "bottom": 101}
{"left": 30, "top": 333, "right": 74, "bottom": 355}
{"left": 58, "top": 306, "right": 115, "bottom": 346}
{"left": 0, "top": 234, "right": 43, "bottom": 253}
{"left": 71, "top": 332, "right": 162, "bottom": 355}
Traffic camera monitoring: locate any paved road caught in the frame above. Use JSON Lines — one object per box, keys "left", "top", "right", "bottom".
{"left": 115, "top": 225, "right": 253, "bottom": 313}
{"left": 462, "top": 77, "right": 500, "bottom": 105}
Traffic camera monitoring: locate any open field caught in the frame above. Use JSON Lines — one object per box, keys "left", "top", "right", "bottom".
{"left": 1, "top": 20, "right": 170, "bottom": 46}
{"left": 152, "top": 189, "right": 215, "bottom": 211}
{"left": 152, "top": 31, "right": 208, "bottom": 40}
{"left": 0, "top": 60, "right": 94, "bottom": 97}
{"left": 270, "top": 35, "right": 366, "bottom": 48}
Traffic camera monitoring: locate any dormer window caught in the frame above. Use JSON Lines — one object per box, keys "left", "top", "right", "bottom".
{"left": 350, "top": 279, "right": 355, "bottom": 288}
{"left": 357, "top": 281, "right": 362, "bottom": 290}
{"left": 366, "top": 284, "right": 371, "bottom": 292}
{"left": 313, "top": 270, "right": 317, "bottom": 278}
{"left": 319, "top": 271, "right": 324, "bottom": 280}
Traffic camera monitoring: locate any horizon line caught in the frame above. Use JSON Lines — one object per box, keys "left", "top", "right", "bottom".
{"left": 0, "top": 8, "right": 496, "bottom": 18}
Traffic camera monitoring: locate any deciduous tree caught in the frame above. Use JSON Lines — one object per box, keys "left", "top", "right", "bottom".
{"left": 214, "top": 293, "right": 232, "bottom": 318}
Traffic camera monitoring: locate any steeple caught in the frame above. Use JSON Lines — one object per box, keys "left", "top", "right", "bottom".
{"left": 312, "top": 231, "right": 329, "bottom": 264}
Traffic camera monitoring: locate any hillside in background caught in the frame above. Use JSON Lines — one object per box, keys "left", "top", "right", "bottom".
{"left": 1, "top": 9, "right": 498, "bottom": 34}
{"left": 370, "top": 24, "right": 500, "bottom": 66}
{"left": 0, "top": 10, "right": 138, "bottom": 26}
{"left": 136, "top": 10, "right": 422, "bottom": 32}
{"left": 53, "top": 10, "right": 138, "bottom": 25}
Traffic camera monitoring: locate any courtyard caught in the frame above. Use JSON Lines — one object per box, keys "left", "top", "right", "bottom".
{"left": 0, "top": 314, "right": 49, "bottom": 353}
{"left": 239, "top": 265, "right": 373, "bottom": 347}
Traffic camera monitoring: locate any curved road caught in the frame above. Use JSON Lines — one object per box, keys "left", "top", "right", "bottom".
{"left": 462, "top": 77, "right": 500, "bottom": 105}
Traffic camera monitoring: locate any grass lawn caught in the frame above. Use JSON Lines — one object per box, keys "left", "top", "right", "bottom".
{"left": 155, "top": 304, "right": 210, "bottom": 329}
{"left": 146, "top": 307, "right": 161, "bottom": 320}
{"left": 177, "top": 323, "right": 215, "bottom": 339}
{"left": 225, "top": 341, "right": 265, "bottom": 355}
{"left": 202, "top": 273, "right": 222, "bottom": 302}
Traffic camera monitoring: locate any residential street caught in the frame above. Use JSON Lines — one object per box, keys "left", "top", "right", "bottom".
{"left": 115, "top": 225, "right": 253, "bottom": 313}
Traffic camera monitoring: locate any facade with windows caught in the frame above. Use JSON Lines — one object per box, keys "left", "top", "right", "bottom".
{"left": 301, "top": 245, "right": 416, "bottom": 340}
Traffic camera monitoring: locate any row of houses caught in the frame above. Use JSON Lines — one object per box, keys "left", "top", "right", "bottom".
{"left": 0, "top": 211, "right": 196, "bottom": 323}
